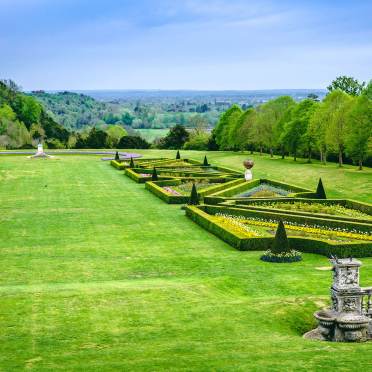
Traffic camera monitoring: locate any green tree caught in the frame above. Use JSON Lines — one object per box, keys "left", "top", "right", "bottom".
{"left": 256, "top": 96, "right": 296, "bottom": 157}
{"left": 214, "top": 105, "right": 242, "bottom": 150}
{"left": 106, "top": 125, "right": 127, "bottom": 148}
{"left": 159, "top": 125, "right": 189, "bottom": 149}
{"left": 281, "top": 99, "right": 316, "bottom": 161}
{"left": 345, "top": 95, "right": 372, "bottom": 170}
{"left": 235, "top": 108, "right": 257, "bottom": 152}
{"left": 324, "top": 90, "right": 353, "bottom": 166}
{"left": 327, "top": 76, "right": 365, "bottom": 96}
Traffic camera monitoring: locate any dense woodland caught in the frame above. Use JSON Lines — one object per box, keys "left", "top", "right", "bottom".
{"left": 0, "top": 76, "right": 371, "bottom": 169}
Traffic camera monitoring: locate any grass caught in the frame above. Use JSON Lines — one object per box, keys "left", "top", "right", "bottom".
{"left": 0, "top": 152, "right": 371, "bottom": 371}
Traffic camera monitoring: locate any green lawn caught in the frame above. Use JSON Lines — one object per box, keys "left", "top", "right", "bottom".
{"left": 0, "top": 153, "right": 371, "bottom": 371}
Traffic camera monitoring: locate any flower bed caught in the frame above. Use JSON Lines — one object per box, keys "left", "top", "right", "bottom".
{"left": 214, "top": 214, "right": 372, "bottom": 243}
{"left": 185, "top": 204, "right": 372, "bottom": 257}
{"left": 248, "top": 201, "right": 372, "bottom": 219}
{"left": 236, "top": 183, "right": 294, "bottom": 198}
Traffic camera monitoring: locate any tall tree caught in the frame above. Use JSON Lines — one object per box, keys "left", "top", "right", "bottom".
{"left": 324, "top": 90, "right": 353, "bottom": 167}
{"left": 256, "top": 96, "right": 296, "bottom": 157}
{"left": 345, "top": 95, "right": 372, "bottom": 170}
{"left": 235, "top": 108, "right": 257, "bottom": 152}
{"left": 214, "top": 105, "right": 242, "bottom": 150}
{"left": 327, "top": 76, "right": 365, "bottom": 96}
{"left": 280, "top": 99, "right": 316, "bottom": 161}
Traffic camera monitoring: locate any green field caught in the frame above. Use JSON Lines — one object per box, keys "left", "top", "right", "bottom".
{"left": 136, "top": 129, "right": 169, "bottom": 142}
{"left": 0, "top": 151, "right": 371, "bottom": 371}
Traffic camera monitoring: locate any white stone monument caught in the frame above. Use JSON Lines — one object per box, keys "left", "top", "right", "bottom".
{"left": 30, "top": 142, "right": 52, "bottom": 158}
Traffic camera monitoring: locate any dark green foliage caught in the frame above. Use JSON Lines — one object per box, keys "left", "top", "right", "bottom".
{"left": 151, "top": 167, "right": 158, "bottom": 181}
{"left": 176, "top": 150, "right": 181, "bottom": 159}
{"left": 159, "top": 125, "right": 189, "bottom": 149}
{"left": 129, "top": 157, "right": 135, "bottom": 168}
{"left": 203, "top": 155, "right": 209, "bottom": 166}
{"left": 85, "top": 127, "right": 108, "bottom": 148}
{"left": 0, "top": 79, "right": 70, "bottom": 147}
{"left": 117, "top": 135, "right": 150, "bottom": 149}
{"left": 316, "top": 178, "right": 327, "bottom": 199}
{"left": 115, "top": 151, "right": 120, "bottom": 161}
{"left": 271, "top": 220, "right": 290, "bottom": 254}
{"left": 188, "top": 183, "right": 199, "bottom": 205}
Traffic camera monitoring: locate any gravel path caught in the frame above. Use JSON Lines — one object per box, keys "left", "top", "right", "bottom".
{"left": 0, "top": 150, "right": 142, "bottom": 161}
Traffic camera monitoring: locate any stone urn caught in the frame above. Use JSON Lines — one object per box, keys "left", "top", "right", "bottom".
{"left": 243, "top": 159, "right": 254, "bottom": 181}
{"left": 314, "top": 310, "right": 336, "bottom": 340}
{"left": 243, "top": 159, "right": 254, "bottom": 169}
{"left": 336, "top": 313, "right": 370, "bottom": 342}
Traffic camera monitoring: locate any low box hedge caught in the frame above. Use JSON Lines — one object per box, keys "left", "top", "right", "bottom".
{"left": 185, "top": 205, "right": 372, "bottom": 257}
{"left": 203, "top": 204, "right": 372, "bottom": 233}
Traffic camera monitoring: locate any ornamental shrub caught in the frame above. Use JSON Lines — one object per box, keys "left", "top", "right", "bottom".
{"left": 152, "top": 167, "right": 158, "bottom": 181}
{"left": 271, "top": 220, "right": 290, "bottom": 254}
{"left": 188, "top": 183, "right": 199, "bottom": 205}
{"left": 316, "top": 178, "right": 327, "bottom": 199}
{"left": 129, "top": 157, "right": 135, "bottom": 168}
{"left": 203, "top": 155, "right": 209, "bottom": 166}
{"left": 115, "top": 151, "right": 120, "bottom": 161}
{"left": 176, "top": 150, "right": 181, "bottom": 159}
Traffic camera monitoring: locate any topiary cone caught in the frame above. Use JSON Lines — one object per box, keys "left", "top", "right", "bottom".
{"left": 316, "top": 178, "right": 326, "bottom": 199}
{"left": 271, "top": 220, "right": 290, "bottom": 254}
{"left": 188, "top": 183, "right": 199, "bottom": 205}
{"left": 129, "top": 157, "right": 135, "bottom": 168}
{"left": 176, "top": 150, "right": 181, "bottom": 159}
{"left": 203, "top": 155, "right": 209, "bottom": 166}
{"left": 115, "top": 151, "right": 120, "bottom": 161}
{"left": 151, "top": 167, "right": 158, "bottom": 181}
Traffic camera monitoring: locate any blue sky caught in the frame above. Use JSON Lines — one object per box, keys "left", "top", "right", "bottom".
{"left": 0, "top": 0, "right": 371, "bottom": 90}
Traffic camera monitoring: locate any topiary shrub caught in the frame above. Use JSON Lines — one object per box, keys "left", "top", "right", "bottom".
{"left": 129, "top": 157, "right": 135, "bottom": 168}
{"left": 188, "top": 183, "right": 199, "bottom": 205}
{"left": 115, "top": 151, "right": 120, "bottom": 161}
{"left": 176, "top": 150, "right": 181, "bottom": 159}
{"left": 316, "top": 178, "right": 327, "bottom": 199}
{"left": 261, "top": 220, "right": 302, "bottom": 263}
{"left": 203, "top": 155, "right": 209, "bottom": 166}
{"left": 151, "top": 167, "right": 158, "bottom": 181}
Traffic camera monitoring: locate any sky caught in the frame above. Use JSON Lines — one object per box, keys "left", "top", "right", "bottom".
{"left": 0, "top": 0, "right": 371, "bottom": 90}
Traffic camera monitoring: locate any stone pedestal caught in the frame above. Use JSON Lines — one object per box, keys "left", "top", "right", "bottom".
{"left": 306, "top": 258, "right": 371, "bottom": 342}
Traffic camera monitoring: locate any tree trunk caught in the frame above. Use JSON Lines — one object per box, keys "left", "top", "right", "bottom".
{"left": 293, "top": 150, "right": 297, "bottom": 161}
{"left": 323, "top": 151, "right": 327, "bottom": 165}
{"left": 358, "top": 159, "right": 363, "bottom": 170}
{"left": 281, "top": 146, "right": 285, "bottom": 159}
{"left": 259, "top": 146, "right": 262, "bottom": 155}
{"left": 338, "top": 148, "right": 343, "bottom": 167}
{"left": 307, "top": 147, "right": 312, "bottom": 163}
{"left": 270, "top": 148, "right": 273, "bottom": 158}
{"left": 320, "top": 150, "right": 323, "bottom": 163}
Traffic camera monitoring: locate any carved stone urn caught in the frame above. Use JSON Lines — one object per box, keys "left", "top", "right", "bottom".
{"left": 243, "top": 159, "right": 254, "bottom": 181}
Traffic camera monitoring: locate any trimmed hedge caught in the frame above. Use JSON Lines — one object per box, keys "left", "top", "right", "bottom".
{"left": 185, "top": 205, "right": 372, "bottom": 257}
{"left": 203, "top": 204, "right": 372, "bottom": 233}
{"left": 110, "top": 160, "right": 127, "bottom": 170}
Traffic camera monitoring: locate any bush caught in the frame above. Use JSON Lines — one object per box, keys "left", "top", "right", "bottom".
{"left": 152, "top": 167, "right": 158, "bottom": 181}
{"left": 115, "top": 151, "right": 120, "bottom": 161}
{"left": 117, "top": 136, "right": 150, "bottom": 149}
{"left": 203, "top": 155, "right": 209, "bottom": 166}
{"left": 316, "top": 178, "right": 327, "bottom": 199}
{"left": 188, "top": 183, "right": 199, "bottom": 205}
{"left": 129, "top": 157, "right": 135, "bottom": 168}
{"left": 176, "top": 150, "right": 181, "bottom": 159}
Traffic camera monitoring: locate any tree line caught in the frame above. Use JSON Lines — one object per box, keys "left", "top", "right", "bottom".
{"left": 212, "top": 76, "right": 371, "bottom": 169}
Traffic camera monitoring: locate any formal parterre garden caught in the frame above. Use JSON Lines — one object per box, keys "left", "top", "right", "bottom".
{"left": 112, "top": 154, "right": 372, "bottom": 258}
{"left": 1, "top": 151, "right": 372, "bottom": 370}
